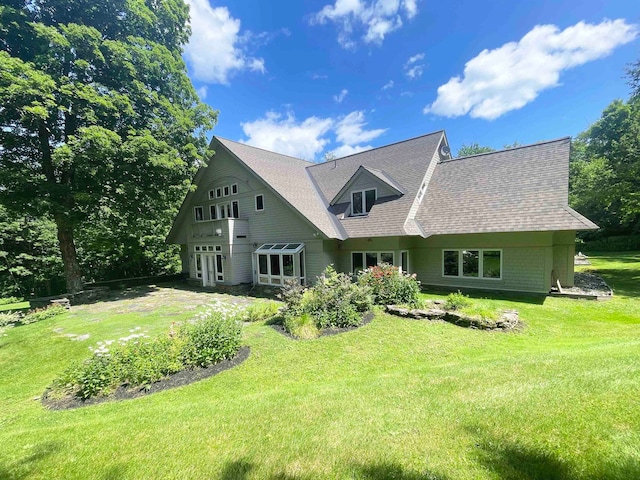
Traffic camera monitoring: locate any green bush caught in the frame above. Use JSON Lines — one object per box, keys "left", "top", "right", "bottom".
{"left": 357, "top": 264, "right": 421, "bottom": 306}
{"left": 444, "top": 291, "right": 472, "bottom": 311}
{"left": 178, "top": 312, "right": 242, "bottom": 368}
{"left": 243, "top": 301, "right": 281, "bottom": 323}
{"left": 51, "top": 310, "right": 243, "bottom": 400}
{"left": 21, "top": 304, "right": 66, "bottom": 325}
{"left": 280, "top": 266, "right": 373, "bottom": 336}
{"left": 283, "top": 312, "right": 319, "bottom": 339}
{"left": 0, "top": 296, "right": 23, "bottom": 306}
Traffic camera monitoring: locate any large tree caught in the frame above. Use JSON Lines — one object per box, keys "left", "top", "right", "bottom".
{"left": 0, "top": 0, "right": 216, "bottom": 292}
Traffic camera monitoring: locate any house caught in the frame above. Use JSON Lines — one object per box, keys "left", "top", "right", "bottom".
{"left": 167, "top": 130, "right": 597, "bottom": 294}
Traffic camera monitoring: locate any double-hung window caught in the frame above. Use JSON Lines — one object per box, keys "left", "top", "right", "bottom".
{"left": 351, "top": 189, "right": 376, "bottom": 216}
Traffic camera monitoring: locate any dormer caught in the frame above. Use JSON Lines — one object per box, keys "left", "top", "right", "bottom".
{"left": 330, "top": 166, "right": 405, "bottom": 217}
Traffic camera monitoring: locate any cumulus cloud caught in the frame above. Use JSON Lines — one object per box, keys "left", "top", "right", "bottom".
{"left": 184, "top": 0, "right": 266, "bottom": 84}
{"left": 425, "top": 19, "right": 638, "bottom": 120}
{"left": 240, "top": 110, "right": 386, "bottom": 161}
{"left": 331, "top": 144, "right": 373, "bottom": 158}
{"left": 311, "top": 0, "right": 418, "bottom": 49}
{"left": 335, "top": 110, "right": 387, "bottom": 144}
{"left": 333, "top": 89, "right": 349, "bottom": 103}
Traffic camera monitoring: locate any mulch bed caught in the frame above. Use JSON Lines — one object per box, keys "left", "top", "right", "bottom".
{"left": 41, "top": 346, "right": 250, "bottom": 411}
{"left": 270, "top": 311, "right": 375, "bottom": 339}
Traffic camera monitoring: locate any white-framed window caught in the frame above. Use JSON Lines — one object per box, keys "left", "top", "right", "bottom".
{"left": 255, "top": 243, "right": 305, "bottom": 286}
{"left": 223, "top": 185, "right": 230, "bottom": 197}
{"left": 208, "top": 190, "right": 215, "bottom": 200}
{"left": 210, "top": 204, "right": 217, "bottom": 220}
{"left": 216, "top": 187, "right": 222, "bottom": 198}
{"left": 442, "top": 249, "right": 502, "bottom": 280}
{"left": 231, "top": 183, "right": 238, "bottom": 195}
{"left": 351, "top": 251, "right": 394, "bottom": 272}
{"left": 194, "top": 206, "right": 204, "bottom": 222}
{"left": 351, "top": 188, "right": 376, "bottom": 216}
{"left": 255, "top": 194, "right": 264, "bottom": 211}
{"left": 401, "top": 251, "right": 409, "bottom": 273}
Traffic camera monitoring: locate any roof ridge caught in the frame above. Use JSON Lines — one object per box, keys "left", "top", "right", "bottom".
{"left": 306, "top": 130, "right": 445, "bottom": 169}
{"left": 215, "top": 136, "right": 315, "bottom": 165}
{"left": 443, "top": 137, "right": 571, "bottom": 163}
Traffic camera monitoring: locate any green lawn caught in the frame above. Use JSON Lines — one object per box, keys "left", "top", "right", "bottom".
{"left": 1, "top": 254, "right": 639, "bottom": 479}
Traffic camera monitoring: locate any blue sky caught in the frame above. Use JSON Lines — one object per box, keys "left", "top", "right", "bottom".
{"left": 183, "top": 0, "right": 639, "bottom": 160}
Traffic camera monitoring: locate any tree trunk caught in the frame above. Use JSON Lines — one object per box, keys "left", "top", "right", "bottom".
{"left": 54, "top": 214, "right": 83, "bottom": 294}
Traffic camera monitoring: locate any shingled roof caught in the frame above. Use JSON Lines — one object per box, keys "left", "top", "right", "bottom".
{"left": 169, "top": 130, "right": 597, "bottom": 244}
{"left": 415, "top": 138, "right": 598, "bottom": 235}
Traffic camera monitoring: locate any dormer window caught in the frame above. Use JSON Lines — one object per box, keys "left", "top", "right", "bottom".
{"left": 351, "top": 189, "right": 376, "bottom": 216}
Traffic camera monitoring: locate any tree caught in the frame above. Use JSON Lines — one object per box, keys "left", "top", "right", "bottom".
{"left": 457, "top": 143, "right": 495, "bottom": 157}
{"left": 0, "top": 0, "right": 217, "bottom": 292}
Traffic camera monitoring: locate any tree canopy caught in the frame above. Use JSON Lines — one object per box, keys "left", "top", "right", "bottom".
{"left": 0, "top": 0, "right": 217, "bottom": 293}
{"left": 456, "top": 143, "right": 495, "bottom": 157}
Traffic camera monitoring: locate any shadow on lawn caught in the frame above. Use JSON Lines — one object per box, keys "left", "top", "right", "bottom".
{"left": 472, "top": 431, "right": 640, "bottom": 480}
{"left": 0, "top": 441, "right": 59, "bottom": 480}
{"left": 219, "top": 459, "right": 448, "bottom": 480}
{"left": 422, "top": 286, "right": 547, "bottom": 306}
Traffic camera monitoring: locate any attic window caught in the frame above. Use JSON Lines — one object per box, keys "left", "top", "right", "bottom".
{"left": 351, "top": 189, "right": 376, "bottom": 216}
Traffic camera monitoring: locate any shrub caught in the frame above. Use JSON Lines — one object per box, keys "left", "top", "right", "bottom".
{"left": 179, "top": 311, "right": 242, "bottom": 368}
{"left": 51, "top": 310, "right": 243, "bottom": 400}
{"left": 0, "top": 296, "right": 23, "bottom": 306}
{"left": 357, "top": 264, "right": 421, "bottom": 306}
{"left": 444, "top": 291, "right": 472, "bottom": 311}
{"left": 283, "top": 312, "right": 319, "bottom": 339}
{"left": 243, "top": 301, "right": 281, "bottom": 323}
{"left": 279, "top": 266, "right": 373, "bottom": 336}
{"left": 21, "top": 304, "right": 66, "bottom": 325}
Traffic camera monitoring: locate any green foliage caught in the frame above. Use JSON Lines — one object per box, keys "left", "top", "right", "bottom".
{"left": 51, "top": 310, "right": 242, "bottom": 400}
{"left": 357, "top": 264, "right": 421, "bottom": 306}
{"left": 0, "top": 296, "right": 22, "bottom": 305}
{"left": 283, "top": 313, "right": 319, "bottom": 339}
{"left": 178, "top": 313, "right": 242, "bottom": 368}
{"left": 0, "top": 205, "right": 65, "bottom": 297}
{"left": 280, "top": 266, "right": 373, "bottom": 336}
{"left": 457, "top": 143, "right": 495, "bottom": 157}
{"left": 444, "top": 291, "right": 472, "bottom": 311}
{"left": 0, "top": 0, "right": 217, "bottom": 292}
{"left": 21, "top": 304, "right": 66, "bottom": 325}
{"left": 243, "top": 301, "right": 281, "bottom": 323}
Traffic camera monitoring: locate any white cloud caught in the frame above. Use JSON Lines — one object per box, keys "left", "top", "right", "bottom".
{"left": 382, "top": 80, "right": 394, "bottom": 90}
{"left": 184, "top": 0, "right": 266, "bottom": 84}
{"left": 404, "top": 52, "right": 425, "bottom": 79}
{"left": 196, "top": 86, "right": 208, "bottom": 99}
{"left": 425, "top": 19, "right": 638, "bottom": 120}
{"left": 241, "top": 112, "right": 333, "bottom": 160}
{"left": 331, "top": 144, "right": 372, "bottom": 158}
{"left": 333, "top": 89, "right": 349, "bottom": 103}
{"left": 311, "top": 0, "right": 418, "bottom": 49}
{"left": 335, "top": 110, "right": 387, "bottom": 144}
{"left": 240, "top": 110, "right": 386, "bottom": 161}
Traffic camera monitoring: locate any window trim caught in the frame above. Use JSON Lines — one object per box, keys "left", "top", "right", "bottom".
{"left": 255, "top": 194, "right": 264, "bottom": 212}
{"left": 441, "top": 249, "right": 502, "bottom": 280}
{"left": 350, "top": 188, "right": 377, "bottom": 217}
{"left": 350, "top": 251, "right": 395, "bottom": 272}
{"left": 194, "top": 206, "right": 204, "bottom": 222}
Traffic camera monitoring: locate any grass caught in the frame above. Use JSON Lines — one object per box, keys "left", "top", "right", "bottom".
{"left": 0, "top": 253, "right": 639, "bottom": 479}
{"left": 0, "top": 301, "right": 30, "bottom": 312}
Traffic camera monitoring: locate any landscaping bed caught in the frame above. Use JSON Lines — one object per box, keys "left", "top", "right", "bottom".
{"left": 41, "top": 347, "right": 250, "bottom": 410}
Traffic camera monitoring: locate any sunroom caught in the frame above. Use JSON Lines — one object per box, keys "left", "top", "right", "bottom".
{"left": 254, "top": 243, "right": 306, "bottom": 286}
